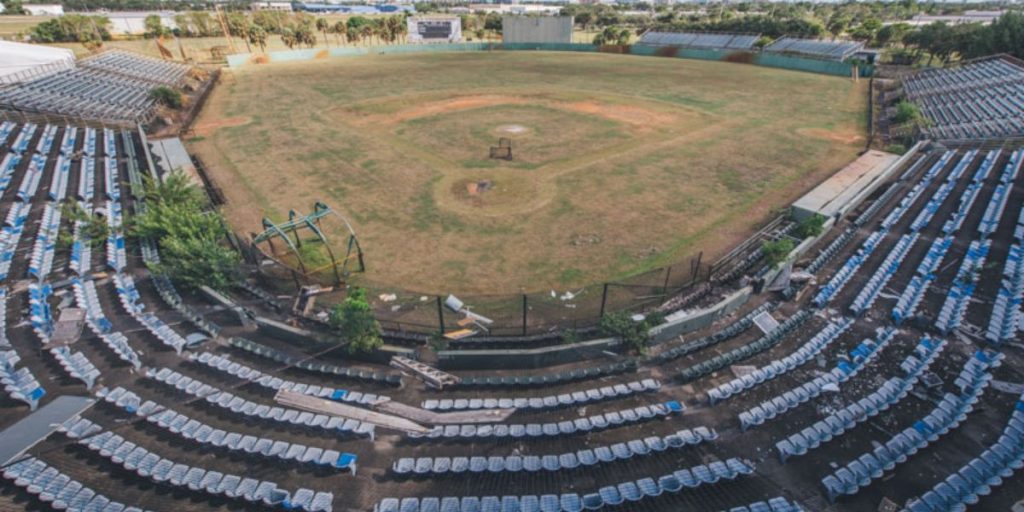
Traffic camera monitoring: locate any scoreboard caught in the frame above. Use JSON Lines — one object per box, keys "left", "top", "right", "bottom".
{"left": 407, "top": 16, "right": 462, "bottom": 44}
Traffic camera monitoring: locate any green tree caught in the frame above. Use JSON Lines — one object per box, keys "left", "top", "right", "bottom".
{"left": 226, "top": 12, "right": 252, "bottom": 52}
{"left": 331, "top": 20, "right": 347, "bottom": 45}
{"left": 893, "top": 100, "right": 923, "bottom": 125}
{"left": 329, "top": 287, "right": 384, "bottom": 354}
{"left": 130, "top": 172, "right": 242, "bottom": 292}
{"left": 150, "top": 86, "right": 182, "bottom": 108}
{"left": 1, "top": 0, "right": 27, "bottom": 15}
{"left": 143, "top": 15, "right": 168, "bottom": 39}
{"left": 762, "top": 239, "right": 795, "bottom": 267}
{"left": 58, "top": 202, "right": 109, "bottom": 250}
{"left": 315, "top": 17, "right": 330, "bottom": 47}
{"left": 280, "top": 26, "right": 297, "bottom": 49}
{"left": 793, "top": 214, "right": 826, "bottom": 239}
{"left": 599, "top": 311, "right": 662, "bottom": 355}
{"left": 248, "top": 23, "right": 267, "bottom": 52}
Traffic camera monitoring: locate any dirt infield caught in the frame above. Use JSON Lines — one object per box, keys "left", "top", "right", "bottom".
{"left": 191, "top": 52, "right": 868, "bottom": 293}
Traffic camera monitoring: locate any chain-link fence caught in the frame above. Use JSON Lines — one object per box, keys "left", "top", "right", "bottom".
{"left": 246, "top": 235, "right": 715, "bottom": 337}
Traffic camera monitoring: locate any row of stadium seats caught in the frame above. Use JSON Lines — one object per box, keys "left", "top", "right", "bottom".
{"left": 2, "top": 456, "right": 147, "bottom": 512}
{"left": 189, "top": 351, "right": 391, "bottom": 405}
{"left": 987, "top": 202, "right": 1024, "bottom": 343}
{"left": 655, "top": 302, "right": 776, "bottom": 363}
{"left": 813, "top": 231, "right": 885, "bottom": 307}
{"left": 0, "top": 348, "right": 46, "bottom": 410}
{"left": 849, "top": 233, "right": 918, "bottom": 316}
{"left": 763, "top": 38, "right": 863, "bottom": 61}
{"left": 453, "top": 360, "right": 637, "bottom": 388}
{"left": 408, "top": 401, "right": 684, "bottom": 440}
{"left": 805, "top": 228, "right": 856, "bottom": 274}
{"left": 228, "top": 336, "right": 401, "bottom": 385}
{"left": 80, "top": 50, "right": 192, "bottom": 87}
{"left": 72, "top": 278, "right": 143, "bottom": 369}
{"left": 892, "top": 236, "right": 953, "bottom": 324}
{"left": 144, "top": 367, "right": 375, "bottom": 437}
{"left": 739, "top": 328, "right": 896, "bottom": 431}
{"left": 880, "top": 151, "right": 955, "bottom": 230}
{"left": 421, "top": 379, "right": 660, "bottom": 411}
{"left": 936, "top": 239, "right": 991, "bottom": 333}
{"left": 393, "top": 426, "right": 716, "bottom": 475}
{"left": 678, "top": 310, "right": 811, "bottom": 383}
{"left": 821, "top": 350, "right": 1002, "bottom": 504}
{"left": 637, "top": 31, "right": 760, "bottom": 50}
{"left": 90, "top": 391, "right": 359, "bottom": 472}
{"left": 903, "top": 58, "right": 1024, "bottom": 139}
{"left": 775, "top": 337, "right": 945, "bottom": 463}
{"left": 707, "top": 317, "right": 853, "bottom": 405}
{"left": 908, "top": 150, "right": 980, "bottom": 232}
{"left": 905, "top": 392, "right": 1024, "bottom": 511}
{"left": 61, "top": 417, "right": 333, "bottom": 511}
{"left": 377, "top": 459, "right": 756, "bottom": 512}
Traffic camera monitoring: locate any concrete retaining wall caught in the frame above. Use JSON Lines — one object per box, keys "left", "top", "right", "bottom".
{"left": 226, "top": 43, "right": 872, "bottom": 78}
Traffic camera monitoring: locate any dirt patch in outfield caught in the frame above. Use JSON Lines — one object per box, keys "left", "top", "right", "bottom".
{"left": 191, "top": 116, "right": 251, "bottom": 137}
{"left": 564, "top": 100, "right": 677, "bottom": 128}
{"left": 345, "top": 94, "right": 677, "bottom": 132}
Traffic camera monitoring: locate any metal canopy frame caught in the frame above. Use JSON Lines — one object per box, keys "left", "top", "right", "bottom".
{"left": 251, "top": 202, "right": 364, "bottom": 285}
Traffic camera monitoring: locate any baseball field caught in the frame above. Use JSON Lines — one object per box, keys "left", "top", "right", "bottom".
{"left": 190, "top": 50, "right": 868, "bottom": 294}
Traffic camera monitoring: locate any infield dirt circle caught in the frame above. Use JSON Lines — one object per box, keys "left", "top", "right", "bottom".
{"left": 191, "top": 51, "right": 867, "bottom": 294}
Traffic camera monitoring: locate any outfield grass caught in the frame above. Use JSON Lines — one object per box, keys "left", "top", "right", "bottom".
{"left": 191, "top": 51, "right": 867, "bottom": 294}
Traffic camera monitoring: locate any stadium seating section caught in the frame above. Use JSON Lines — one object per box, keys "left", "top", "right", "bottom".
{"left": 0, "top": 48, "right": 1023, "bottom": 512}
{"left": 0, "top": 51, "right": 193, "bottom": 124}
{"left": 902, "top": 57, "right": 1024, "bottom": 140}
{"left": 764, "top": 37, "right": 864, "bottom": 61}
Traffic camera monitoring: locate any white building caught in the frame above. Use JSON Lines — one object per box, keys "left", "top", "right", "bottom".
{"left": 905, "top": 10, "right": 1003, "bottom": 27}
{"left": 0, "top": 41, "right": 75, "bottom": 84}
{"left": 465, "top": 4, "right": 563, "bottom": 15}
{"left": 251, "top": 2, "right": 294, "bottom": 12}
{"left": 106, "top": 12, "right": 179, "bottom": 36}
{"left": 22, "top": 4, "right": 64, "bottom": 16}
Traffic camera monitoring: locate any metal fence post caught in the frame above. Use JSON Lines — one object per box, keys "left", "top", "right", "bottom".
{"left": 599, "top": 283, "right": 609, "bottom": 319}
{"left": 521, "top": 294, "right": 528, "bottom": 336}
{"left": 435, "top": 295, "right": 445, "bottom": 336}
{"left": 662, "top": 266, "right": 672, "bottom": 296}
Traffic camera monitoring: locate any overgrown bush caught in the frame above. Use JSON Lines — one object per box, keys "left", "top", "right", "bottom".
{"left": 150, "top": 86, "right": 183, "bottom": 109}
{"left": 885, "top": 143, "right": 908, "bottom": 155}
{"left": 893, "top": 100, "right": 922, "bottom": 125}
{"left": 793, "top": 213, "right": 826, "bottom": 239}
{"left": 58, "top": 202, "right": 109, "bottom": 250}
{"left": 329, "top": 287, "right": 384, "bottom": 354}
{"left": 130, "top": 171, "right": 241, "bottom": 291}
{"left": 600, "top": 311, "right": 663, "bottom": 355}
{"left": 762, "top": 238, "right": 795, "bottom": 267}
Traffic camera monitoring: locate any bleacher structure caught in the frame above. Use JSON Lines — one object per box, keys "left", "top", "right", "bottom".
{"left": 764, "top": 37, "right": 864, "bottom": 62}
{"left": 1, "top": 56, "right": 1024, "bottom": 512}
{"left": 900, "top": 56, "right": 1024, "bottom": 140}
{"left": 0, "top": 50, "right": 194, "bottom": 125}
{"left": 637, "top": 31, "right": 760, "bottom": 51}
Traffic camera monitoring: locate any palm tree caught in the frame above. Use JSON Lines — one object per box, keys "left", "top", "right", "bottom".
{"left": 331, "top": 20, "right": 347, "bottom": 46}
{"left": 384, "top": 15, "right": 404, "bottom": 44}
{"left": 248, "top": 23, "right": 267, "bottom": 53}
{"left": 315, "top": 17, "right": 330, "bottom": 47}
{"left": 360, "top": 24, "right": 373, "bottom": 46}
{"left": 280, "top": 26, "right": 297, "bottom": 49}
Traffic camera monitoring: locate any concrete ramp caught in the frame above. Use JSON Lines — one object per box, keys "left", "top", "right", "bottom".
{"left": 0, "top": 395, "right": 95, "bottom": 465}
